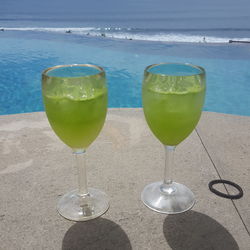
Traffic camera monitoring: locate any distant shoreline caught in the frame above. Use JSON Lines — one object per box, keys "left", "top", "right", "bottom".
{"left": 229, "top": 40, "right": 250, "bottom": 44}
{"left": 1, "top": 27, "right": 250, "bottom": 45}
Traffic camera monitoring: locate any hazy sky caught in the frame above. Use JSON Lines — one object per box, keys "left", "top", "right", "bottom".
{"left": 5, "top": 0, "right": 173, "bottom": 12}
{"left": 2, "top": 0, "right": 250, "bottom": 15}
{"left": 1, "top": 0, "right": 250, "bottom": 29}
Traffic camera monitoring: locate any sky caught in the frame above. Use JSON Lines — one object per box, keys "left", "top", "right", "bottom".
{"left": 1, "top": 0, "right": 250, "bottom": 29}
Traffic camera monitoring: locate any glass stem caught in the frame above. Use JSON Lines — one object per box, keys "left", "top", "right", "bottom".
{"left": 164, "top": 145, "right": 176, "bottom": 185}
{"left": 73, "top": 149, "right": 88, "bottom": 196}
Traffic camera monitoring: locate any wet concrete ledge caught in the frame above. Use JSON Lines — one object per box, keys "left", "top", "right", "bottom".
{"left": 0, "top": 109, "right": 249, "bottom": 249}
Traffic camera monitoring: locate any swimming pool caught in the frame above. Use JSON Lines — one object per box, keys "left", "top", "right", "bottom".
{"left": 0, "top": 31, "right": 250, "bottom": 116}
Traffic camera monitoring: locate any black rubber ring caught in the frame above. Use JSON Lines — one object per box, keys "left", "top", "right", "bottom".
{"left": 208, "top": 179, "right": 243, "bottom": 199}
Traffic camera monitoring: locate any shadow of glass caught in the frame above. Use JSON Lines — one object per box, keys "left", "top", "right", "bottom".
{"left": 163, "top": 210, "right": 239, "bottom": 250}
{"left": 62, "top": 218, "right": 132, "bottom": 250}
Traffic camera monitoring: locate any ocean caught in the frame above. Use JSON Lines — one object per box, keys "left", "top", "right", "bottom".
{"left": 1, "top": 0, "right": 250, "bottom": 43}
{"left": 0, "top": 0, "right": 250, "bottom": 116}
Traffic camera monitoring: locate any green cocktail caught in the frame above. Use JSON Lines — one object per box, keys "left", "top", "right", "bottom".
{"left": 141, "top": 63, "right": 206, "bottom": 215}
{"left": 42, "top": 64, "right": 109, "bottom": 222}
{"left": 43, "top": 89, "right": 107, "bottom": 149}
{"left": 143, "top": 81, "right": 205, "bottom": 146}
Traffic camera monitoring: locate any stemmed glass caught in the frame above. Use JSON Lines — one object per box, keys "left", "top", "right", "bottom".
{"left": 42, "top": 64, "right": 109, "bottom": 221}
{"left": 141, "top": 63, "right": 206, "bottom": 214}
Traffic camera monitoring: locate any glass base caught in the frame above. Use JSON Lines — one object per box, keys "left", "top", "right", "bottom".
{"left": 57, "top": 188, "right": 109, "bottom": 221}
{"left": 141, "top": 181, "right": 195, "bottom": 214}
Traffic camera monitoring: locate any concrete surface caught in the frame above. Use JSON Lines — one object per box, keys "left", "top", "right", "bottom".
{"left": 196, "top": 112, "right": 250, "bottom": 235}
{"left": 0, "top": 109, "right": 249, "bottom": 250}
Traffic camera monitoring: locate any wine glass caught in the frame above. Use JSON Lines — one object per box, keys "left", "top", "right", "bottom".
{"left": 42, "top": 64, "right": 109, "bottom": 221}
{"left": 141, "top": 63, "right": 206, "bottom": 214}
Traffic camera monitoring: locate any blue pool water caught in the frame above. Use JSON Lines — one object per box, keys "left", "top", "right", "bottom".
{"left": 0, "top": 31, "right": 250, "bottom": 116}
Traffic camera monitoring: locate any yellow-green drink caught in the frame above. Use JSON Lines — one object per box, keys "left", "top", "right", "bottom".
{"left": 143, "top": 84, "right": 205, "bottom": 146}
{"left": 42, "top": 64, "right": 110, "bottom": 222}
{"left": 142, "top": 63, "right": 205, "bottom": 146}
{"left": 42, "top": 65, "right": 107, "bottom": 150}
{"left": 43, "top": 89, "right": 107, "bottom": 149}
{"left": 141, "top": 63, "right": 206, "bottom": 215}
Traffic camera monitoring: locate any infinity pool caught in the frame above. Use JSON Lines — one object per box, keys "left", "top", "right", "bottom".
{"left": 0, "top": 31, "right": 250, "bottom": 116}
